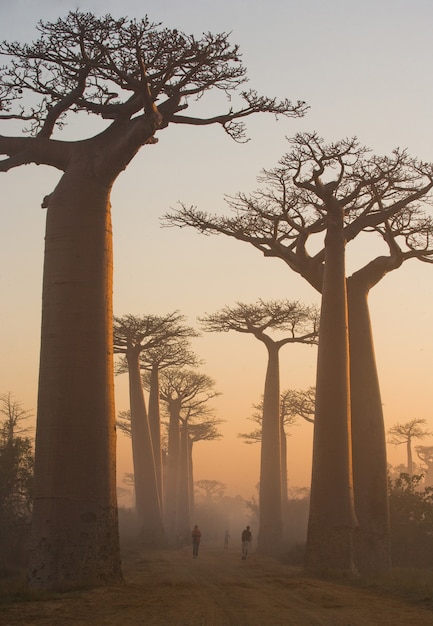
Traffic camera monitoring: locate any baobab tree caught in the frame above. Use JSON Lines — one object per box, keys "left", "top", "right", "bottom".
{"left": 195, "top": 480, "right": 226, "bottom": 502}
{"left": 164, "top": 132, "right": 433, "bottom": 572}
{"left": 388, "top": 419, "right": 433, "bottom": 476}
{"left": 283, "top": 387, "right": 315, "bottom": 425}
{"left": 238, "top": 387, "right": 315, "bottom": 504}
{"left": 113, "top": 312, "right": 195, "bottom": 542}
{"left": 199, "top": 300, "right": 318, "bottom": 555}
{"left": 188, "top": 417, "right": 224, "bottom": 519}
{"left": 0, "top": 11, "right": 305, "bottom": 587}
{"left": 140, "top": 339, "right": 199, "bottom": 504}
{"left": 158, "top": 368, "right": 221, "bottom": 540}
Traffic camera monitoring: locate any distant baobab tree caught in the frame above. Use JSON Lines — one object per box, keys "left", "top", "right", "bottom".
{"left": 0, "top": 11, "right": 306, "bottom": 588}
{"left": 199, "top": 299, "right": 318, "bottom": 555}
{"left": 195, "top": 480, "right": 226, "bottom": 502}
{"left": 157, "top": 367, "right": 221, "bottom": 541}
{"left": 238, "top": 387, "right": 315, "bottom": 504}
{"left": 164, "top": 132, "right": 433, "bottom": 573}
{"left": 113, "top": 312, "right": 196, "bottom": 543}
{"left": 140, "top": 338, "right": 200, "bottom": 504}
{"left": 388, "top": 419, "right": 433, "bottom": 477}
{"left": 187, "top": 418, "right": 224, "bottom": 519}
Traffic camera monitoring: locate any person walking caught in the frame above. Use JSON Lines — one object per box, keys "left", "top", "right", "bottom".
{"left": 192, "top": 525, "right": 201, "bottom": 558}
{"left": 224, "top": 530, "right": 230, "bottom": 549}
{"left": 241, "top": 525, "right": 252, "bottom": 559}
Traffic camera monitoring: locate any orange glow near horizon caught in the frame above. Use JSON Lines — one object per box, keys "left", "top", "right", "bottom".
{"left": 1, "top": 1, "right": 433, "bottom": 511}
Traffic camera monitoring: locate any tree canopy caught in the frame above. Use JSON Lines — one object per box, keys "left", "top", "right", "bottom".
{"left": 163, "top": 132, "right": 433, "bottom": 288}
{"left": 0, "top": 10, "right": 307, "bottom": 172}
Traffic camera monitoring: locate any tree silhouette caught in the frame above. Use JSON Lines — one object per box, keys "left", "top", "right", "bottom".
{"left": 199, "top": 299, "right": 318, "bottom": 555}
{"left": 388, "top": 419, "right": 433, "bottom": 476}
{"left": 113, "top": 312, "right": 194, "bottom": 542}
{"left": 0, "top": 11, "right": 305, "bottom": 588}
{"left": 140, "top": 338, "right": 199, "bottom": 504}
{"left": 157, "top": 368, "right": 221, "bottom": 540}
{"left": 188, "top": 418, "right": 224, "bottom": 518}
{"left": 415, "top": 445, "right": 433, "bottom": 486}
{"left": 195, "top": 480, "right": 226, "bottom": 502}
{"left": 164, "top": 132, "right": 433, "bottom": 572}
{"left": 238, "top": 387, "right": 315, "bottom": 504}
{"left": 0, "top": 393, "right": 34, "bottom": 568}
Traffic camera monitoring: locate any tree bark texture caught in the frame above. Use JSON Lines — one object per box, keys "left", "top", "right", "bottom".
{"left": 347, "top": 280, "right": 391, "bottom": 574}
{"left": 29, "top": 171, "right": 121, "bottom": 587}
{"left": 258, "top": 343, "right": 283, "bottom": 555}
{"left": 306, "top": 202, "right": 358, "bottom": 574}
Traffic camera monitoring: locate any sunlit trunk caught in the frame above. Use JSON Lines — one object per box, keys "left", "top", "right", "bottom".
{"left": 347, "top": 279, "right": 391, "bottom": 574}
{"left": 306, "top": 201, "right": 358, "bottom": 574}
{"left": 126, "top": 352, "right": 164, "bottom": 543}
{"left": 148, "top": 363, "right": 163, "bottom": 506}
{"left": 258, "top": 342, "right": 282, "bottom": 554}
{"left": 29, "top": 171, "right": 122, "bottom": 588}
{"left": 175, "top": 420, "right": 191, "bottom": 540}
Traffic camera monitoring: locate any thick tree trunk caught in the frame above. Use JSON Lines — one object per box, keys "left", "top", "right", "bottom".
{"left": 148, "top": 364, "right": 163, "bottom": 507}
{"left": 347, "top": 280, "right": 391, "bottom": 574}
{"left": 280, "top": 420, "right": 288, "bottom": 506}
{"left": 29, "top": 172, "right": 122, "bottom": 588}
{"left": 258, "top": 343, "right": 283, "bottom": 555}
{"left": 306, "top": 203, "right": 358, "bottom": 574}
{"left": 127, "top": 353, "right": 164, "bottom": 544}
{"left": 188, "top": 439, "right": 195, "bottom": 524}
{"left": 165, "top": 403, "right": 180, "bottom": 540}
{"left": 175, "top": 421, "right": 191, "bottom": 540}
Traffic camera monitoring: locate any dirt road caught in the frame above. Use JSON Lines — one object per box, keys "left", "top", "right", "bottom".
{"left": 2, "top": 547, "right": 433, "bottom": 625}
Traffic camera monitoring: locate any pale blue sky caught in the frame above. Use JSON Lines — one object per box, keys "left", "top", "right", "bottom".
{"left": 1, "top": 1, "right": 432, "bottom": 496}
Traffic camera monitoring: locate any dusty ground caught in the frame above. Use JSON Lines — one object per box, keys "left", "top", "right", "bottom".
{"left": 1, "top": 546, "right": 433, "bottom": 625}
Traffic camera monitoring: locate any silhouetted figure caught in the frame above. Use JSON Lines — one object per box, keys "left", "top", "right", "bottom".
{"left": 241, "top": 525, "right": 252, "bottom": 559}
{"left": 224, "top": 530, "right": 230, "bottom": 549}
{"left": 192, "top": 525, "right": 201, "bottom": 558}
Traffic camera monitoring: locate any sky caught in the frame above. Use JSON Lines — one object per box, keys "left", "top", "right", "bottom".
{"left": 1, "top": 0, "right": 433, "bottom": 503}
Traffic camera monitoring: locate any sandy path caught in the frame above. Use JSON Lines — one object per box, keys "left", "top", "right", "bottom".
{"left": 1, "top": 547, "right": 432, "bottom": 625}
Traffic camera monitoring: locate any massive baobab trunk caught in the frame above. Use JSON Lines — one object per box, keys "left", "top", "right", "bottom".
{"left": 306, "top": 200, "right": 358, "bottom": 574}
{"left": 126, "top": 353, "right": 164, "bottom": 544}
{"left": 29, "top": 173, "right": 122, "bottom": 587}
{"left": 347, "top": 278, "right": 391, "bottom": 574}
{"left": 258, "top": 342, "right": 283, "bottom": 554}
